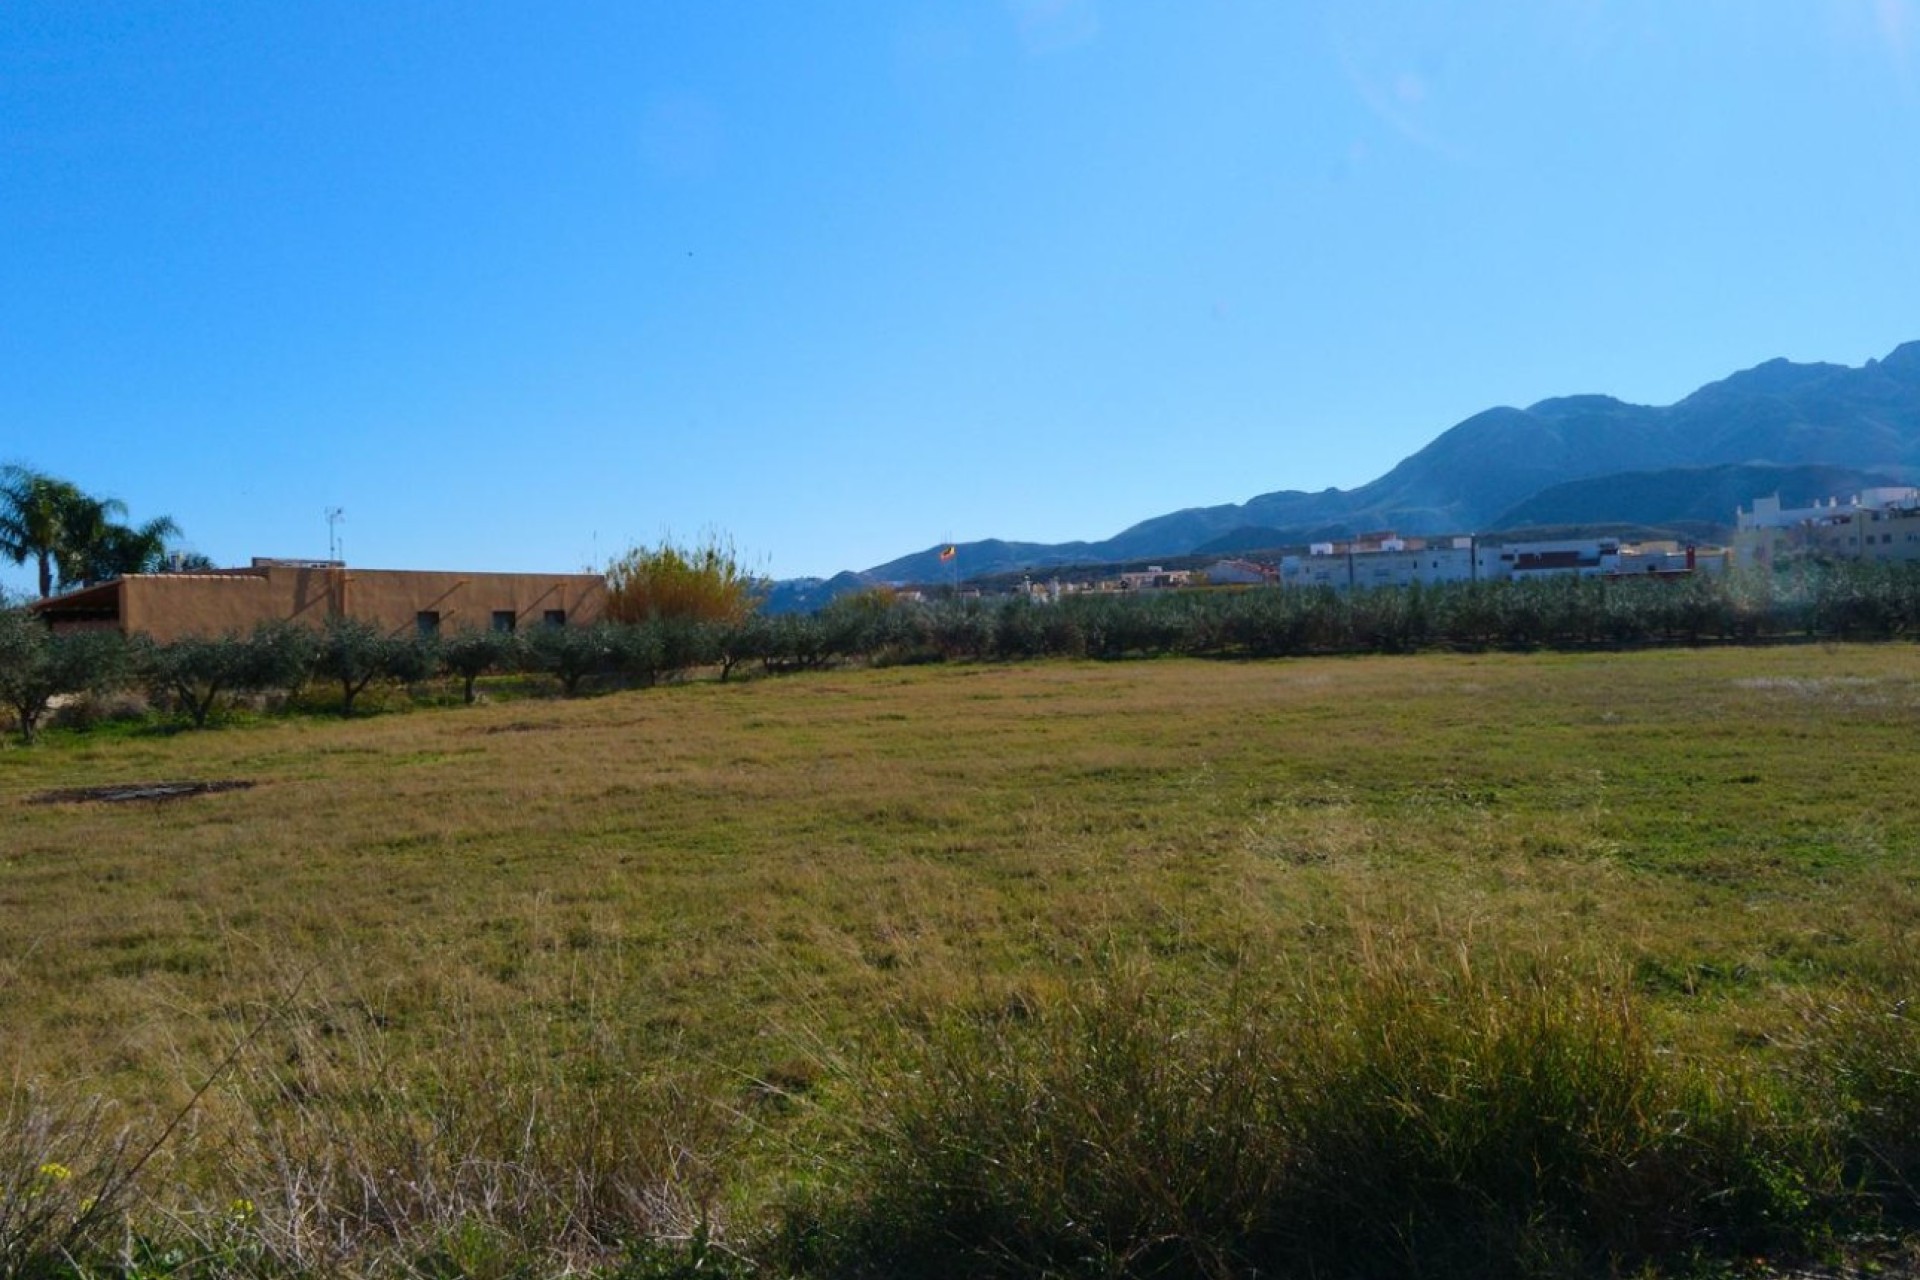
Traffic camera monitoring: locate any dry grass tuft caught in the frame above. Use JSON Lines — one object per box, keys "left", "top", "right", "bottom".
{"left": 783, "top": 944, "right": 1832, "bottom": 1279}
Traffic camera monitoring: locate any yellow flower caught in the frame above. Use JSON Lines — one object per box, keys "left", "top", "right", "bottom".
{"left": 228, "top": 1197, "right": 256, "bottom": 1222}
{"left": 36, "top": 1162, "right": 72, "bottom": 1183}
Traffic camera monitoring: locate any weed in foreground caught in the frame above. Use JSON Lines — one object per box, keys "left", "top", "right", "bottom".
{"left": 197, "top": 995, "right": 743, "bottom": 1277}
{"left": 1788, "top": 978, "right": 1920, "bottom": 1225}
{"left": 780, "top": 952, "right": 1831, "bottom": 1280}
{"left": 0, "top": 1082, "right": 138, "bottom": 1279}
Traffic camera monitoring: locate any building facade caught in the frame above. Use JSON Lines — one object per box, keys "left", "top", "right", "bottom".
{"left": 31, "top": 558, "right": 606, "bottom": 642}
{"left": 1734, "top": 487, "right": 1920, "bottom": 568}
{"left": 1277, "top": 534, "right": 1727, "bottom": 593}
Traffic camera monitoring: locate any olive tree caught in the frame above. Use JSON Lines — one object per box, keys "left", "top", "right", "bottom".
{"left": 312, "top": 617, "right": 436, "bottom": 715}
{"left": 240, "top": 620, "right": 318, "bottom": 703}
{"left": 524, "top": 621, "right": 616, "bottom": 696}
{"left": 142, "top": 634, "right": 248, "bottom": 728}
{"left": 143, "top": 621, "right": 321, "bottom": 725}
{"left": 440, "top": 627, "right": 519, "bottom": 705}
{"left": 0, "top": 610, "right": 128, "bottom": 743}
{"left": 715, "top": 613, "right": 775, "bottom": 680}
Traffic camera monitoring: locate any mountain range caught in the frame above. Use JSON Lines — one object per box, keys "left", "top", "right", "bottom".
{"left": 765, "top": 341, "right": 1920, "bottom": 610}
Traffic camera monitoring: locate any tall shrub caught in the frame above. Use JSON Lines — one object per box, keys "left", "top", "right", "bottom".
{"left": 604, "top": 535, "right": 762, "bottom": 626}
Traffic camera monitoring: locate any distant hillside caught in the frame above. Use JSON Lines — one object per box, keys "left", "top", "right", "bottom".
{"left": 777, "top": 341, "right": 1920, "bottom": 599}
{"left": 760, "top": 571, "right": 881, "bottom": 615}
{"left": 863, "top": 537, "right": 1106, "bottom": 585}
{"left": 1487, "top": 463, "right": 1907, "bottom": 532}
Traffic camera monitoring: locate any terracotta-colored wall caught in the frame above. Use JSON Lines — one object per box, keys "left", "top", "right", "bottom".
{"left": 121, "top": 570, "right": 335, "bottom": 641}
{"left": 329, "top": 567, "right": 606, "bottom": 636}
{"left": 118, "top": 566, "right": 605, "bottom": 642}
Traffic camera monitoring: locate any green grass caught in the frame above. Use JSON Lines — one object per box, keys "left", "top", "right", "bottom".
{"left": 3, "top": 647, "right": 1920, "bottom": 1275}
{"left": 785, "top": 953, "right": 1829, "bottom": 1279}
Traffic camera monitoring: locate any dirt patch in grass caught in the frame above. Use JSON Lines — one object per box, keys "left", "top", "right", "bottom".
{"left": 28, "top": 779, "right": 256, "bottom": 805}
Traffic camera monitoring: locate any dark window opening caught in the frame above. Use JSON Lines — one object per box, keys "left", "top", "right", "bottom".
{"left": 491, "top": 610, "right": 517, "bottom": 633}
{"left": 544, "top": 609, "right": 567, "bottom": 627}
{"left": 416, "top": 611, "right": 441, "bottom": 638}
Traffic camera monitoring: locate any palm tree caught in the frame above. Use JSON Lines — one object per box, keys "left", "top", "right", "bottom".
{"left": 0, "top": 465, "right": 184, "bottom": 596}
{"left": 0, "top": 465, "right": 90, "bottom": 598}
{"left": 68, "top": 514, "right": 182, "bottom": 586}
{"left": 50, "top": 490, "right": 130, "bottom": 590}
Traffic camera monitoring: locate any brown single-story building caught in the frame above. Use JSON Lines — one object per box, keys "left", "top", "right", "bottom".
{"left": 30, "top": 558, "right": 607, "bottom": 642}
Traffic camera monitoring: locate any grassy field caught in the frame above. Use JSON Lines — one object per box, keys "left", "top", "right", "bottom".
{"left": 5, "top": 646, "right": 1920, "bottom": 1275}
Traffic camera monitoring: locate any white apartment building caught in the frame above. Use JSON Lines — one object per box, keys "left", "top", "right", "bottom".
{"left": 1734, "top": 487, "right": 1920, "bottom": 568}
{"left": 1279, "top": 534, "right": 1726, "bottom": 593}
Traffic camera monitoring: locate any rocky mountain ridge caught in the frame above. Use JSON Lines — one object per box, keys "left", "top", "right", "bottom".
{"left": 766, "top": 342, "right": 1920, "bottom": 608}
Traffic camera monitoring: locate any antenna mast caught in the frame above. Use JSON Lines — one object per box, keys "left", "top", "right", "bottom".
{"left": 325, "top": 507, "right": 346, "bottom": 562}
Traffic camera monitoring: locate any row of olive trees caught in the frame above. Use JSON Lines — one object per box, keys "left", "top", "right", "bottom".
{"left": 787, "top": 562, "right": 1920, "bottom": 666}
{"left": 7, "top": 562, "right": 1920, "bottom": 743}
{"left": 0, "top": 612, "right": 760, "bottom": 743}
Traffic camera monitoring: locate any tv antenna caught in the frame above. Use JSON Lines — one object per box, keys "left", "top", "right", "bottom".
{"left": 325, "top": 507, "right": 346, "bottom": 562}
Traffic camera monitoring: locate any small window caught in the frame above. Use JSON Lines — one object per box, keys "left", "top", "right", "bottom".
{"left": 416, "top": 611, "right": 441, "bottom": 638}
{"left": 491, "top": 610, "right": 517, "bottom": 633}
{"left": 543, "top": 609, "right": 567, "bottom": 627}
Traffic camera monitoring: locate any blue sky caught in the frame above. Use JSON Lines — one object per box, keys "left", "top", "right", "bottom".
{"left": 5, "top": 2, "right": 1919, "bottom": 590}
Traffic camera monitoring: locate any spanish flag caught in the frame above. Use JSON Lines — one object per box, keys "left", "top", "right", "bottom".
{"left": 938, "top": 545, "right": 957, "bottom": 562}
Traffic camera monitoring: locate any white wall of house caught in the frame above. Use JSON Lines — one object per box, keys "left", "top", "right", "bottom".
{"left": 1280, "top": 545, "right": 1474, "bottom": 591}
{"left": 1276, "top": 535, "right": 1734, "bottom": 591}
{"left": 1734, "top": 488, "right": 1920, "bottom": 567}
{"left": 1203, "top": 560, "right": 1271, "bottom": 586}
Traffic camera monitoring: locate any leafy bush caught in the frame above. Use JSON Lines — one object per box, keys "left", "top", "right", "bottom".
{"left": 606, "top": 535, "right": 762, "bottom": 625}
